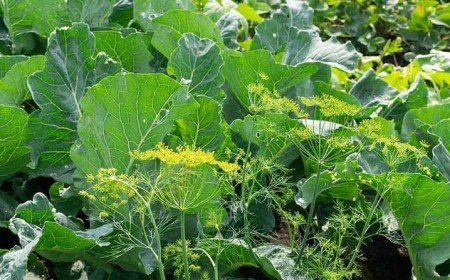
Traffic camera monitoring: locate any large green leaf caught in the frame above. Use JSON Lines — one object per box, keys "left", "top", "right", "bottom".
{"left": 251, "top": 2, "right": 316, "bottom": 53}
{"left": 151, "top": 10, "right": 223, "bottom": 58}
{"left": 430, "top": 119, "right": 450, "bottom": 180}
{"left": 71, "top": 73, "right": 197, "bottom": 177}
{"left": 133, "top": 0, "right": 195, "bottom": 31}
{"left": 14, "top": 193, "right": 55, "bottom": 227}
{"left": 432, "top": 142, "right": 450, "bottom": 181}
{"left": 349, "top": 69, "right": 398, "bottom": 108}
{"left": 0, "top": 55, "right": 45, "bottom": 106}
{"left": 0, "top": 105, "right": 29, "bottom": 181}
{"left": 0, "top": 193, "right": 113, "bottom": 280}
{"left": 401, "top": 103, "right": 450, "bottom": 146}
{"left": 221, "top": 49, "right": 317, "bottom": 111}
{"left": 168, "top": 33, "right": 224, "bottom": 99}
{"left": 93, "top": 30, "right": 154, "bottom": 73}
{"left": 200, "top": 239, "right": 301, "bottom": 279}
{"left": 217, "top": 10, "right": 248, "bottom": 50}
{"left": 27, "top": 23, "right": 121, "bottom": 182}
{"left": 35, "top": 221, "right": 112, "bottom": 262}
{"left": 67, "top": 0, "right": 115, "bottom": 27}
{"left": 0, "top": 0, "right": 71, "bottom": 41}
{"left": 382, "top": 77, "right": 429, "bottom": 122}
{"left": 282, "top": 30, "right": 359, "bottom": 72}
{"left": 382, "top": 174, "right": 450, "bottom": 279}
{"left": 174, "top": 96, "right": 233, "bottom": 154}
{"left": 296, "top": 168, "right": 359, "bottom": 209}
{"left": 0, "top": 55, "right": 28, "bottom": 78}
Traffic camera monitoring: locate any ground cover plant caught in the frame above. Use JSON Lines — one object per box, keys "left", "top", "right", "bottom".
{"left": 0, "top": 0, "right": 449, "bottom": 279}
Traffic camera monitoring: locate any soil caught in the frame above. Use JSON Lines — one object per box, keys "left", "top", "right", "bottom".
{"left": 358, "top": 236, "right": 412, "bottom": 280}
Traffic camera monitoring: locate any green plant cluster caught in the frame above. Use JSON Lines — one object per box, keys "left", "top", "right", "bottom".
{"left": 310, "top": 0, "right": 450, "bottom": 55}
{"left": 0, "top": 0, "right": 449, "bottom": 280}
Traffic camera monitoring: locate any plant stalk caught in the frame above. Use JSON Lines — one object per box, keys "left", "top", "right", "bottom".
{"left": 296, "top": 163, "right": 322, "bottom": 264}
{"left": 146, "top": 203, "right": 166, "bottom": 280}
{"left": 180, "top": 211, "right": 190, "bottom": 280}
{"left": 346, "top": 192, "right": 382, "bottom": 270}
{"left": 346, "top": 172, "right": 390, "bottom": 270}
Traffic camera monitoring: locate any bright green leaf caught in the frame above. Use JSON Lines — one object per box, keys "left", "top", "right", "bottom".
{"left": 168, "top": 33, "right": 224, "bottom": 99}
{"left": 27, "top": 23, "right": 121, "bottom": 182}
{"left": 383, "top": 173, "right": 450, "bottom": 279}
{"left": 236, "top": 3, "right": 263, "bottom": 23}
{"left": 174, "top": 96, "right": 233, "bottom": 154}
{"left": 0, "top": 105, "right": 29, "bottom": 181}
{"left": 93, "top": 30, "right": 154, "bottom": 73}
{"left": 350, "top": 69, "right": 398, "bottom": 108}
{"left": 151, "top": 10, "right": 222, "bottom": 58}
{"left": 0, "top": 55, "right": 45, "bottom": 106}
{"left": 221, "top": 49, "right": 317, "bottom": 111}
{"left": 0, "top": 0, "right": 71, "bottom": 41}
{"left": 133, "top": 0, "right": 195, "bottom": 31}
{"left": 0, "top": 55, "right": 28, "bottom": 78}
{"left": 282, "top": 30, "right": 359, "bottom": 72}
{"left": 71, "top": 73, "right": 197, "bottom": 177}
{"left": 68, "top": 0, "right": 115, "bottom": 27}
{"left": 252, "top": 2, "right": 316, "bottom": 53}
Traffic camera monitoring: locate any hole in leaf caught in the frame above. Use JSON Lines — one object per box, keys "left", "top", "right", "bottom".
{"left": 435, "top": 258, "right": 450, "bottom": 277}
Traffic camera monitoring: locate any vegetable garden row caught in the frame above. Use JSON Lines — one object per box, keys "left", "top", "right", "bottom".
{"left": 0, "top": 0, "right": 449, "bottom": 279}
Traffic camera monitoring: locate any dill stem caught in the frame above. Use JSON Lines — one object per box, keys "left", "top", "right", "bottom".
{"left": 296, "top": 163, "right": 322, "bottom": 265}
{"left": 146, "top": 202, "right": 165, "bottom": 280}
{"left": 346, "top": 192, "right": 382, "bottom": 270}
{"left": 120, "top": 181, "right": 165, "bottom": 280}
{"left": 180, "top": 211, "right": 190, "bottom": 280}
{"left": 346, "top": 172, "right": 390, "bottom": 270}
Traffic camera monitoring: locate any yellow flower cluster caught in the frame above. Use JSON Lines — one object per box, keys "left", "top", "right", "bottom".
{"left": 131, "top": 143, "right": 240, "bottom": 173}
{"left": 300, "top": 95, "right": 361, "bottom": 117}
{"left": 326, "top": 136, "right": 354, "bottom": 149}
{"left": 355, "top": 119, "right": 425, "bottom": 167}
{"left": 247, "top": 82, "right": 308, "bottom": 118}
{"left": 290, "top": 127, "right": 314, "bottom": 141}
{"left": 80, "top": 168, "right": 138, "bottom": 215}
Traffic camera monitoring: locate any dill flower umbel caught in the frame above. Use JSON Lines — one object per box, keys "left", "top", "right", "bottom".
{"left": 355, "top": 118, "right": 426, "bottom": 168}
{"left": 247, "top": 79, "right": 308, "bottom": 118}
{"left": 131, "top": 143, "right": 240, "bottom": 172}
{"left": 300, "top": 94, "right": 361, "bottom": 117}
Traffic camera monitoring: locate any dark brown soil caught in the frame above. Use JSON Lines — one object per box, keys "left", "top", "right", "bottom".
{"left": 357, "top": 236, "right": 412, "bottom": 280}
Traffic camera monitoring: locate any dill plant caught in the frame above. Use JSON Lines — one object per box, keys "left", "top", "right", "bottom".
{"left": 79, "top": 168, "right": 168, "bottom": 280}
{"left": 293, "top": 94, "right": 363, "bottom": 264}
{"left": 343, "top": 118, "right": 427, "bottom": 269}
{"left": 226, "top": 73, "right": 313, "bottom": 273}
{"left": 131, "top": 144, "right": 239, "bottom": 280}
{"left": 80, "top": 144, "right": 239, "bottom": 280}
